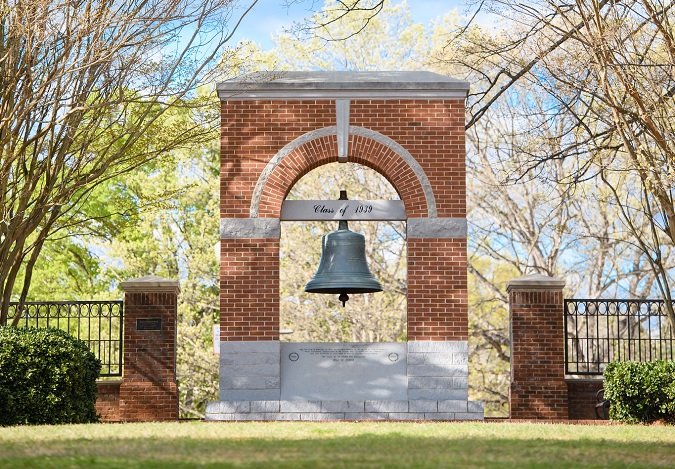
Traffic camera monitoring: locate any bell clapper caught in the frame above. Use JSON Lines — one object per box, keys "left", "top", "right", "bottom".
{"left": 339, "top": 290, "right": 349, "bottom": 307}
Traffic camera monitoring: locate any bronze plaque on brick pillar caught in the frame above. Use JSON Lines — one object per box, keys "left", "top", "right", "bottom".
{"left": 136, "top": 317, "right": 162, "bottom": 331}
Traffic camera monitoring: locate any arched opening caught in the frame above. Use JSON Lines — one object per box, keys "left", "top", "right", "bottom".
{"left": 279, "top": 162, "right": 407, "bottom": 342}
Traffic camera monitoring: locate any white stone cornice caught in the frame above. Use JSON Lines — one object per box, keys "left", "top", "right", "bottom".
{"left": 506, "top": 274, "right": 566, "bottom": 293}
{"left": 218, "top": 71, "right": 470, "bottom": 101}
{"left": 120, "top": 275, "right": 180, "bottom": 293}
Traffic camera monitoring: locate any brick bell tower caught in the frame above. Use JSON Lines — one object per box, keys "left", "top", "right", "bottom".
{"left": 206, "top": 71, "right": 483, "bottom": 421}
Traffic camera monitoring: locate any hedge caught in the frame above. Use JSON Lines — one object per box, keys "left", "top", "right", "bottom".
{"left": 0, "top": 326, "right": 101, "bottom": 426}
{"left": 603, "top": 360, "right": 675, "bottom": 424}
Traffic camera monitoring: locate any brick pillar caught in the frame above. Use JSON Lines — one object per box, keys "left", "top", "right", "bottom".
{"left": 219, "top": 219, "right": 281, "bottom": 401}
{"left": 406, "top": 218, "right": 470, "bottom": 402}
{"left": 507, "top": 274, "right": 568, "bottom": 420}
{"left": 119, "top": 275, "right": 179, "bottom": 421}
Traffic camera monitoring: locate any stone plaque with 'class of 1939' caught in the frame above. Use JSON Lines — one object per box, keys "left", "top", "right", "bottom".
{"left": 280, "top": 342, "right": 407, "bottom": 401}
{"left": 280, "top": 200, "right": 406, "bottom": 221}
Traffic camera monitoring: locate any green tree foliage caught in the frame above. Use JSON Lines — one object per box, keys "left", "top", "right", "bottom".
{"left": 467, "top": 256, "right": 514, "bottom": 416}
{"left": 13, "top": 175, "right": 140, "bottom": 301}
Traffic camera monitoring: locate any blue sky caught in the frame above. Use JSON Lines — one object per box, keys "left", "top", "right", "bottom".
{"left": 230, "top": 0, "right": 471, "bottom": 49}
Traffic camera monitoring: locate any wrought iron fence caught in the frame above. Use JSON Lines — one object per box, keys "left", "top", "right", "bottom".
{"left": 7, "top": 301, "right": 123, "bottom": 377}
{"left": 565, "top": 299, "right": 675, "bottom": 376}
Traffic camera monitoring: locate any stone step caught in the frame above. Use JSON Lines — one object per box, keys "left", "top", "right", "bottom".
{"left": 205, "top": 399, "right": 484, "bottom": 421}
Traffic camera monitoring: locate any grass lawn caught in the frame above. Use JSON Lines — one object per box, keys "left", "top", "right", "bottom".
{"left": 1, "top": 421, "right": 674, "bottom": 468}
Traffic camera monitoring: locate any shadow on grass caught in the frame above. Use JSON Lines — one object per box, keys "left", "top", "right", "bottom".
{"left": 1, "top": 433, "right": 674, "bottom": 469}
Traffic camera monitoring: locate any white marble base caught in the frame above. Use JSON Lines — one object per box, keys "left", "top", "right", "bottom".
{"left": 212, "top": 340, "right": 482, "bottom": 421}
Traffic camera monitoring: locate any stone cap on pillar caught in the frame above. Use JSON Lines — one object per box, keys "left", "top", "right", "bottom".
{"left": 506, "top": 273, "right": 565, "bottom": 293}
{"left": 120, "top": 275, "right": 181, "bottom": 294}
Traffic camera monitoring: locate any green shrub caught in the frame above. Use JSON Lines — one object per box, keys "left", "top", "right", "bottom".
{"left": 0, "top": 326, "right": 101, "bottom": 426}
{"left": 603, "top": 360, "right": 675, "bottom": 424}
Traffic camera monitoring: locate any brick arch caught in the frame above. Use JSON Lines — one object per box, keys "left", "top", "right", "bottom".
{"left": 251, "top": 126, "right": 436, "bottom": 218}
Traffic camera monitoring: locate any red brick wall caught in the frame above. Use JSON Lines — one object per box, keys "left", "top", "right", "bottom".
{"left": 508, "top": 286, "right": 568, "bottom": 419}
{"left": 118, "top": 288, "right": 179, "bottom": 421}
{"left": 568, "top": 379, "right": 604, "bottom": 420}
{"left": 221, "top": 100, "right": 335, "bottom": 219}
{"left": 220, "top": 238, "right": 279, "bottom": 340}
{"left": 96, "top": 380, "right": 121, "bottom": 422}
{"left": 220, "top": 98, "right": 467, "bottom": 342}
{"left": 408, "top": 238, "right": 468, "bottom": 341}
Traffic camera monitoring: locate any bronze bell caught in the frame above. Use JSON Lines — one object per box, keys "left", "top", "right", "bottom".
{"left": 305, "top": 191, "right": 383, "bottom": 306}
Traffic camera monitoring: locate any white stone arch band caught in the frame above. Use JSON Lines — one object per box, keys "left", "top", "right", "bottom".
{"left": 248, "top": 126, "right": 437, "bottom": 218}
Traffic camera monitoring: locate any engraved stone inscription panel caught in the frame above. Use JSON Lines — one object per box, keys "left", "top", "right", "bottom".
{"left": 280, "top": 200, "right": 406, "bottom": 221}
{"left": 280, "top": 342, "right": 407, "bottom": 400}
